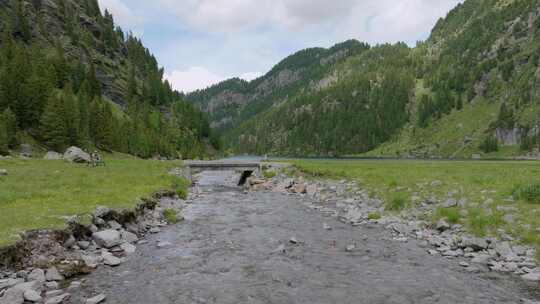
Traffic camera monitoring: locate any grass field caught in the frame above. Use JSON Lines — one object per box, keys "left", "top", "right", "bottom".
{"left": 0, "top": 154, "right": 180, "bottom": 246}
{"left": 293, "top": 159, "right": 540, "bottom": 252}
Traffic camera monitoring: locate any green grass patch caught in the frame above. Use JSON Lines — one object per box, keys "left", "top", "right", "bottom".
{"left": 435, "top": 207, "right": 461, "bottom": 224}
{"left": 172, "top": 176, "right": 190, "bottom": 199}
{"left": 513, "top": 183, "right": 540, "bottom": 204}
{"left": 0, "top": 155, "right": 179, "bottom": 246}
{"left": 263, "top": 170, "right": 277, "bottom": 179}
{"left": 367, "top": 212, "right": 382, "bottom": 220}
{"left": 386, "top": 193, "right": 408, "bottom": 211}
{"left": 163, "top": 208, "right": 180, "bottom": 224}
{"left": 293, "top": 159, "right": 540, "bottom": 250}
{"left": 466, "top": 207, "right": 503, "bottom": 237}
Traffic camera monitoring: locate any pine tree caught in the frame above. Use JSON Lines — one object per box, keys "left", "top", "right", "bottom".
{"left": 0, "top": 120, "right": 8, "bottom": 155}
{"left": 62, "top": 86, "right": 80, "bottom": 146}
{"left": 41, "top": 91, "right": 69, "bottom": 151}
{"left": 3, "top": 108, "right": 18, "bottom": 148}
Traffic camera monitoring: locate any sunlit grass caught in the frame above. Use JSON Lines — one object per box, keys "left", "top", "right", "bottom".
{"left": 0, "top": 154, "right": 179, "bottom": 246}
{"left": 293, "top": 159, "right": 540, "bottom": 250}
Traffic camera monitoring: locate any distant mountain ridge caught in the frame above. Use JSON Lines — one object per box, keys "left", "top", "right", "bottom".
{"left": 186, "top": 40, "right": 370, "bottom": 132}
{"left": 188, "top": 0, "right": 540, "bottom": 158}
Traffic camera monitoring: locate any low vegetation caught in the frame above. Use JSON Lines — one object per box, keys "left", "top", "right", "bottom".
{"left": 513, "top": 183, "right": 540, "bottom": 204}
{"left": 293, "top": 159, "right": 540, "bottom": 250}
{"left": 163, "top": 209, "right": 180, "bottom": 224}
{"left": 0, "top": 155, "right": 179, "bottom": 246}
{"left": 172, "top": 176, "right": 190, "bottom": 200}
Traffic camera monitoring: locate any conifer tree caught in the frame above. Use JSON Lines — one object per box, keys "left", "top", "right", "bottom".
{"left": 0, "top": 120, "right": 8, "bottom": 155}
{"left": 2, "top": 108, "right": 17, "bottom": 148}
{"left": 41, "top": 92, "right": 69, "bottom": 151}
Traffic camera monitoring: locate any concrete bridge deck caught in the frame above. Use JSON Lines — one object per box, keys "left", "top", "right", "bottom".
{"left": 184, "top": 161, "right": 262, "bottom": 185}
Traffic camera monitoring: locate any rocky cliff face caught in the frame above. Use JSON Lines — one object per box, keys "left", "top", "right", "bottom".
{"left": 0, "top": 0, "right": 132, "bottom": 107}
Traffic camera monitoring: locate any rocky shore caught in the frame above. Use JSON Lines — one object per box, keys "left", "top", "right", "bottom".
{"left": 245, "top": 165, "right": 540, "bottom": 285}
{"left": 0, "top": 190, "right": 186, "bottom": 304}
{"left": 1, "top": 163, "right": 539, "bottom": 303}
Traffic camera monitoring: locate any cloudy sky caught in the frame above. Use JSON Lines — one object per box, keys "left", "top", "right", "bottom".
{"left": 97, "top": 0, "right": 463, "bottom": 93}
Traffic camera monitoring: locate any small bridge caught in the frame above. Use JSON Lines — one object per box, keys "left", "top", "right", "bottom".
{"left": 184, "top": 160, "right": 262, "bottom": 185}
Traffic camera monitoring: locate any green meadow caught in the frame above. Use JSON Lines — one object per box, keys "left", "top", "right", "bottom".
{"left": 0, "top": 155, "right": 179, "bottom": 246}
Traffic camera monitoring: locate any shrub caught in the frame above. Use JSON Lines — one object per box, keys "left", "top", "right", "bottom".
{"left": 163, "top": 208, "right": 179, "bottom": 224}
{"left": 466, "top": 207, "right": 503, "bottom": 237}
{"left": 172, "top": 177, "right": 190, "bottom": 199}
{"left": 479, "top": 135, "right": 499, "bottom": 153}
{"left": 513, "top": 184, "right": 540, "bottom": 204}
{"left": 368, "top": 212, "right": 382, "bottom": 220}
{"left": 263, "top": 170, "right": 277, "bottom": 179}
{"left": 385, "top": 194, "right": 408, "bottom": 211}
{"left": 435, "top": 207, "right": 460, "bottom": 224}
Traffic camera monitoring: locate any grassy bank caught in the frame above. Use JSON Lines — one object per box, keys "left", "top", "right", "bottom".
{"left": 0, "top": 154, "right": 180, "bottom": 246}
{"left": 293, "top": 159, "right": 540, "bottom": 251}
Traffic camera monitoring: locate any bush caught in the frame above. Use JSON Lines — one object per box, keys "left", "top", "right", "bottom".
{"left": 435, "top": 207, "right": 460, "bottom": 224}
{"left": 368, "top": 212, "right": 382, "bottom": 220}
{"left": 513, "top": 184, "right": 540, "bottom": 204}
{"left": 172, "top": 177, "right": 190, "bottom": 199}
{"left": 163, "top": 208, "right": 179, "bottom": 224}
{"left": 466, "top": 207, "right": 503, "bottom": 237}
{"left": 479, "top": 135, "right": 499, "bottom": 153}
{"left": 385, "top": 194, "right": 408, "bottom": 211}
{"left": 263, "top": 170, "right": 277, "bottom": 179}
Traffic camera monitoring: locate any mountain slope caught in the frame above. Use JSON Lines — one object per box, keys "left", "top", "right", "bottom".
{"left": 190, "top": 0, "right": 540, "bottom": 158}
{"left": 186, "top": 40, "right": 370, "bottom": 133}
{"left": 0, "top": 0, "right": 214, "bottom": 158}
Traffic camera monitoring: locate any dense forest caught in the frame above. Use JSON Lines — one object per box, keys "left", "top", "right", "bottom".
{"left": 189, "top": 0, "right": 540, "bottom": 158}
{"left": 0, "top": 0, "right": 215, "bottom": 159}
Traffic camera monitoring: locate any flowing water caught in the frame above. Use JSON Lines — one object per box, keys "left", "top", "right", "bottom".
{"left": 70, "top": 171, "right": 537, "bottom": 304}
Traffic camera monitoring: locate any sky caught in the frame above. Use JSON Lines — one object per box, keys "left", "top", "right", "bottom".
{"left": 97, "top": 0, "right": 463, "bottom": 93}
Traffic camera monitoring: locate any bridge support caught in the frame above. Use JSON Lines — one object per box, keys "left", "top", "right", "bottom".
{"left": 238, "top": 171, "right": 254, "bottom": 186}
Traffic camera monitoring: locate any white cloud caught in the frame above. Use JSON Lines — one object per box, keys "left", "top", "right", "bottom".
{"left": 115, "top": 1, "right": 464, "bottom": 93}
{"left": 164, "top": 67, "right": 263, "bottom": 93}
{"left": 165, "top": 67, "right": 226, "bottom": 93}
{"left": 98, "top": 0, "right": 145, "bottom": 29}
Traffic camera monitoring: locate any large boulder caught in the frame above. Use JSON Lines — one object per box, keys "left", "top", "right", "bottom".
{"left": 44, "top": 151, "right": 63, "bottom": 160}
{"left": 92, "top": 230, "right": 121, "bottom": 248}
{"left": 63, "top": 147, "right": 91, "bottom": 163}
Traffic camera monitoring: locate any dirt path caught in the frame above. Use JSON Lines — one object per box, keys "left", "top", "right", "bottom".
{"left": 71, "top": 172, "right": 536, "bottom": 304}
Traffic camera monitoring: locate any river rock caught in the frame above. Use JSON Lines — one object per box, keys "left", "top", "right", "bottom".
{"left": 44, "top": 151, "right": 62, "bottom": 160}
{"left": 460, "top": 237, "right": 488, "bottom": 251}
{"left": 0, "top": 287, "right": 24, "bottom": 304}
{"left": 121, "top": 230, "right": 138, "bottom": 243}
{"left": 436, "top": 219, "right": 451, "bottom": 232}
{"left": 470, "top": 253, "right": 491, "bottom": 264}
{"left": 120, "top": 242, "right": 136, "bottom": 254}
{"left": 23, "top": 289, "right": 42, "bottom": 302}
{"left": 495, "top": 241, "right": 514, "bottom": 258}
{"left": 522, "top": 272, "right": 540, "bottom": 281}
{"left": 27, "top": 269, "right": 45, "bottom": 283}
{"left": 92, "top": 230, "right": 121, "bottom": 248}
{"left": 102, "top": 252, "right": 122, "bottom": 266}
{"left": 86, "top": 293, "right": 107, "bottom": 304}
{"left": 45, "top": 293, "right": 70, "bottom": 304}
{"left": 45, "top": 267, "right": 64, "bottom": 282}
{"left": 63, "top": 146, "right": 91, "bottom": 163}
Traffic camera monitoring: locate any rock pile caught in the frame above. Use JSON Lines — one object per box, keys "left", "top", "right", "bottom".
{"left": 0, "top": 191, "right": 186, "bottom": 303}
{"left": 247, "top": 168, "right": 540, "bottom": 282}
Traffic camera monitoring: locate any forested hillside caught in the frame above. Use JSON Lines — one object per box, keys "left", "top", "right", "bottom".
{"left": 190, "top": 0, "right": 540, "bottom": 158}
{"left": 187, "top": 40, "right": 370, "bottom": 133}
{"left": 0, "top": 0, "right": 214, "bottom": 159}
